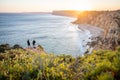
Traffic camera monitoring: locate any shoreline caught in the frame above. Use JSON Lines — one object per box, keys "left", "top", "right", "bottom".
{"left": 78, "top": 24, "right": 104, "bottom": 38}
{"left": 77, "top": 24, "right": 104, "bottom": 53}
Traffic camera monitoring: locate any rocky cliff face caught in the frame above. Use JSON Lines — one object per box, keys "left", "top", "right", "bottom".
{"left": 74, "top": 10, "right": 120, "bottom": 50}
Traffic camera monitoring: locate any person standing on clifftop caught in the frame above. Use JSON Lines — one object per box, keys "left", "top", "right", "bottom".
{"left": 32, "top": 40, "right": 36, "bottom": 48}
{"left": 27, "top": 40, "right": 30, "bottom": 48}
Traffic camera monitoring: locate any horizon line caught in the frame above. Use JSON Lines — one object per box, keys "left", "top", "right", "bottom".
{"left": 0, "top": 9, "right": 120, "bottom": 13}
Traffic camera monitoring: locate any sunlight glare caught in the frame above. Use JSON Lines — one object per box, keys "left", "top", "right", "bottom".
{"left": 71, "top": 0, "right": 92, "bottom": 11}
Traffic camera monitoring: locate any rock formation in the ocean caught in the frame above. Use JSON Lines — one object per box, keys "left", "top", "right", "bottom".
{"left": 73, "top": 10, "right": 120, "bottom": 50}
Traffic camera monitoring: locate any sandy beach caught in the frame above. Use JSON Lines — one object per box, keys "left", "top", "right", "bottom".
{"left": 78, "top": 24, "right": 104, "bottom": 38}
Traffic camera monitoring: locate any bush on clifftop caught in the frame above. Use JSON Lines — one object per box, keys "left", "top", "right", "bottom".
{"left": 0, "top": 46, "right": 120, "bottom": 80}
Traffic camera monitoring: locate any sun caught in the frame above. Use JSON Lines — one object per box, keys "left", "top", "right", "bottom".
{"left": 71, "top": 0, "right": 92, "bottom": 11}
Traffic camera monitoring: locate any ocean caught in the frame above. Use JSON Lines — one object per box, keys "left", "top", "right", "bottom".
{"left": 0, "top": 13, "right": 91, "bottom": 56}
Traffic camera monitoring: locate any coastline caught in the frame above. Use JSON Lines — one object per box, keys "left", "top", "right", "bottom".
{"left": 77, "top": 24, "right": 104, "bottom": 53}
{"left": 52, "top": 12, "right": 105, "bottom": 53}
{"left": 55, "top": 10, "right": 120, "bottom": 51}
{"left": 73, "top": 10, "right": 120, "bottom": 51}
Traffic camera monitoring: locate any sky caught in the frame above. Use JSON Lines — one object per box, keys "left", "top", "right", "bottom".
{"left": 0, "top": 0, "right": 120, "bottom": 12}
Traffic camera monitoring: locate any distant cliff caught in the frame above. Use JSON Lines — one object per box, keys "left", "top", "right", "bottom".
{"left": 52, "top": 10, "right": 80, "bottom": 17}
{"left": 73, "top": 10, "right": 120, "bottom": 50}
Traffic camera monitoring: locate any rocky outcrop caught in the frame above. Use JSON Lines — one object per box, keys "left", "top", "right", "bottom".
{"left": 74, "top": 10, "right": 120, "bottom": 50}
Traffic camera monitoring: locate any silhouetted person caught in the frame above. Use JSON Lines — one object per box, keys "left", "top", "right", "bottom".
{"left": 27, "top": 40, "right": 30, "bottom": 48}
{"left": 32, "top": 40, "right": 36, "bottom": 48}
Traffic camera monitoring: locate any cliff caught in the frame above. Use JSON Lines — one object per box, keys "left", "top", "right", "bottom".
{"left": 52, "top": 10, "right": 81, "bottom": 17}
{"left": 73, "top": 10, "right": 120, "bottom": 50}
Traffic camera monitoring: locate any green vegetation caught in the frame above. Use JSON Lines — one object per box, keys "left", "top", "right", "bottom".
{"left": 0, "top": 45, "right": 120, "bottom": 80}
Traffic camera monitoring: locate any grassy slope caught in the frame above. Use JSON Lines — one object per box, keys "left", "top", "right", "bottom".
{"left": 0, "top": 47, "right": 120, "bottom": 80}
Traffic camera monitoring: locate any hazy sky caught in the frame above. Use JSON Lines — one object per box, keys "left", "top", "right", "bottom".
{"left": 0, "top": 0, "right": 120, "bottom": 12}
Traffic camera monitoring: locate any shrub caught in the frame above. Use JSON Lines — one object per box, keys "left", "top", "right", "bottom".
{"left": 0, "top": 47, "right": 120, "bottom": 80}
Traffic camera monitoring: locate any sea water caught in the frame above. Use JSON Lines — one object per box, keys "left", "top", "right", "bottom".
{"left": 0, "top": 13, "right": 91, "bottom": 56}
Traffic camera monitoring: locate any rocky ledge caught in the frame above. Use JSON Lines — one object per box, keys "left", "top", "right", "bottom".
{"left": 73, "top": 10, "right": 120, "bottom": 50}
